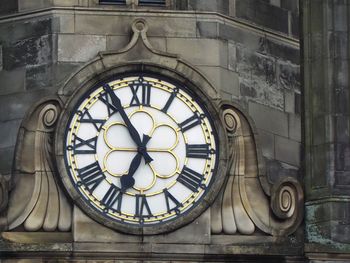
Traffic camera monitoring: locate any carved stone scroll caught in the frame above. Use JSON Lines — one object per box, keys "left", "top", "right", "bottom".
{"left": 211, "top": 104, "right": 303, "bottom": 236}
{"left": 5, "top": 99, "right": 72, "bottom": 232}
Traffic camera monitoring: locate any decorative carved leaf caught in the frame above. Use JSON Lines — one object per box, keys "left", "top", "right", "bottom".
{"left": 6, "top": 100, "right": 72, "bottom": 232}
{"left": 211, "top": 105, "right": 303, "bottom": 236}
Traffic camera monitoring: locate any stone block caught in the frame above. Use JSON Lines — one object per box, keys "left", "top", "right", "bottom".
{"left": 167, "top": 38, "right": 227, "bottom": 67}
{"left": 248, "top": 101, "right": 288, "bottom": 137}
{"left": 18, "top": 0, "right": 51, "bottom": 11}
{"left": 0, "top": 68, "right": 26, "bottom": 95}
{"left": 198, "top": 66, "right": 239, "bottom": 97}
{"left": 3, "top": 35, "right": 53, "bottom": 70}
{"left": 258, "top": 129, "right": 275, "bottom": 159}
{"left": 265, "top": 158, "right": 299, "bottom": 184}
{"left": 0, "top": 89, "right": 53, "bottom": 122}
{"left": 0, "top": 146, "right": 15, "bottom": 174}
{"left": 144, "top": 209, "right": 210, "bottom": 244}
{"left": 53, "top": 62, "right": 83, "bottom": 89}
{"left": 259, "top": 37, "right": 300, "bottom": 64}
{"left": 0, "top": 119, "right": 22, "bottom": 149}
{"left": 0, "top": 17, "right": 54, "bottom": 43}
{"left": 275, "top": 135, "right": 300, "bottom": 166}
{"left": 288, "top": 114, "right": 301, "bottom": 142}
{"left": 196, "top": 21, "right": 218, "bottom": 39}
{"left": 218, "top": 24, "right": 261, "bottom": 51}
{"left": 56, "top": 14, "right": 75, "bottom": 34}
{"left": 73, "top": 206, "right": 142, "bottom": 242}
{"left": 285, "top": 90, "right": 295, "bottom": 113}
{"left": 106, "top": 36, "right": 129, "bottom": 51}
{"left": 58, "top": 34, "right": 106, "bottom": 62}
{"left": 25, "top": 64, "right": 53, "bottom": 90}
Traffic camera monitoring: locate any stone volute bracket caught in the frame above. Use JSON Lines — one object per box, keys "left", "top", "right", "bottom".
{"left": 2, "top": 18, "right": 303, "bottom": 237}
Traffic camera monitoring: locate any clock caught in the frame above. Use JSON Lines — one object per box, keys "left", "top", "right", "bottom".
{"left": 56, "top": 73, "right": 223, "bottom": 234}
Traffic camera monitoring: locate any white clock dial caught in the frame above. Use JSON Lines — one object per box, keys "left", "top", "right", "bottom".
{"left": 62, "top": 74, "right": 219, "bottom": 228}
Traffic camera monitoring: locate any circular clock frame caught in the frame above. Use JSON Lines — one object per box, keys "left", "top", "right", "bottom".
{"left": 55, "top": 65, "right": 228, "bottom": 235}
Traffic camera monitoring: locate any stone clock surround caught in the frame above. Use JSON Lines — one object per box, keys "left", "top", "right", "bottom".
{"left": 0, "top": 18, "right": 304, "bottom": 260}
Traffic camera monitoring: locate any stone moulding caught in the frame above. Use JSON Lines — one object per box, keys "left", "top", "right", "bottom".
{"left": 211, "top": 103, "right": 304, "bottom": 236}
{"left": 1, "top": 18, "right": 303, "bottom": 240}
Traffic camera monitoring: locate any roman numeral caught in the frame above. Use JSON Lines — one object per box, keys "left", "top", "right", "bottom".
{"left": 99, "top": 91, "right": 118, "bottom": 117}
{"left": 101, "top": 184, "right": 123, "bottom": 212}
{"left": 161, "top": 91, "right": 177, "bottom": 113}
{"left": 163, "top": 188, "right": 182, "bottom": 214}
{"left": 177, "top": 166, "right": 205, "bottom": 192}
{"left": 78, "top": 161, "right": 105, "bottom": 192}
{"left": 79, "top": 111, "right": 104, "bottom": 131}
{"left": 135, "top": 194, "right": 152, "bottom": 219}
{"left": 179, "top": 114, "right": 201, "bottom": 132}
{"left": 186, "top": 144, "right": 210, "bottom": 159}
{"left": 73, "top": 135, "right": 97, "bottom": 154}
{"left": 129, "top": 83, "right": 151, "bottom": 106}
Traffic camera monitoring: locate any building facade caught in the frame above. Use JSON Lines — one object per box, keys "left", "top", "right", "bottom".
{"left": 0, "top": 0, "right": 347, "bottom": 262}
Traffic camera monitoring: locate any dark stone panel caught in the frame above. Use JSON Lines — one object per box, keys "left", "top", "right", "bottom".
{"left": 174, "top": 0, "right": 188, "bottom": 10}
{"left": 294, "top": 92, "right": 301, "bottom": 115}
{"left": 335, "top": 116, "right": 350, "bottom": 144}
{"left": 0, "top": 17, "right": 56, "bottom": 43}
{"left": 0, "top": 89, "right": 53, "bottom": 122}
{"left": 335, "top": 143, "right": 350, "bottom": 171}
{"left": 281, "top": 0, "right": 298, "bottom": 12}
{"left": 0, "top": 0, "right": 18, "bottom": 15}
{"left": 0, "top": 146, "right": 15, "bottom": 175}
{"left": 196, "top": 21, "right": 218, "bottom": 39}
{"left": 265, "top": 158, "right": 299, "bottom": 184}
{"left": 333, "top": 85, "right": 349, "bottom": 115}
{"left": 188, "top": 0, "right": 229, "bottom": 15}
{"left": 310, "top": 144, "right": 329, "bottom": 188}
{"left": 236, "top": 0, "right": 289, "bottom": 34}
{"left": 329, "top": 32, "right": 349, "bottom": 59}
{"left": 259, "top": 37, "right": 300, "bottom": 64}
{"left": 291, "top": 12, "right": 299, "bottom": 38}
{"left": 2, "top": 35, "right": 53, "bottom": 70}
{"left": 333, "top": 221, "right": 350, "bottom": 243}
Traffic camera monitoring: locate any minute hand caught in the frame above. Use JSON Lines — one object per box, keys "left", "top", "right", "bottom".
{"left": 103, "top": 84, "right": 153, "bottom": 163}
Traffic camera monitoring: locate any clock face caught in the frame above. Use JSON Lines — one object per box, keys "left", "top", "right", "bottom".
{"left": 61, "top": 74, "right": 219, "bottom": 232}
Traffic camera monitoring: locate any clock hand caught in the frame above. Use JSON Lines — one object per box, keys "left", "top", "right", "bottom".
{"left": 120, "top": 135, "right": 152, "bottom": 190}
{"left": 103, "top": 84, "right": 153, "bottom": 164}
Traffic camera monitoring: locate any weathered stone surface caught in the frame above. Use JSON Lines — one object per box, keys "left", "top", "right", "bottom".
{"left": 275, "top": 135, "right": 300, "bottom": 166}
{"left": 167, "top": 38, "right": 227, "bottom": 66}
{"left": 0, "top": 89, "right": 53, "bottom": 122}
{"left": 258, "top": 129, "right": 275, "bottom": 159}
{"left": 3, "top": 35, "right": 53, "bottom": 70}
{"left": 248, "top": 101, "right": 288, "bottom": 137}
{"left": 0, "top": 147, "right": 14, "bottom": 175}
{"left": 219, "top": 24, "right": 261, "bottom": 50}
{"left": 58, "top": 34, "right": 106, "bottom": 62}
{"left": 0, "top": 120, "right": 22, "bottom": 149}
{"left": 0, "top": 68, "right": 26, "bottom": 95}
{"left": 0, "top": 17, "right": 56, "bottom": 44}
{"left": 278, "top": 62, "right": 300, "bottom": 90}
{"left": 288, "top": 114, "right": 301, "bottom": 142}
{"left": 259, "top": 37, "right": 300, "bottom": 64}
{"left": 0, "top": 45, "right": 2, "bottom": 71}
